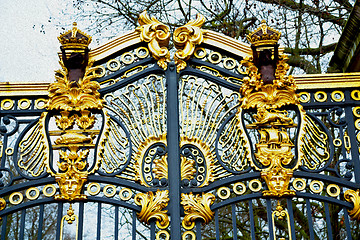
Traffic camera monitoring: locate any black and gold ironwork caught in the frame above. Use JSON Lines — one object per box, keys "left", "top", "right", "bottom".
{"left": 0, "top": 14, "right": 360, "bottom": 240}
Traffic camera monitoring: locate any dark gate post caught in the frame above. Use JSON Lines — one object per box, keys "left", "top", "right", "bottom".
{"left": 166, "top": 62, "right": 182, "bottom": 237}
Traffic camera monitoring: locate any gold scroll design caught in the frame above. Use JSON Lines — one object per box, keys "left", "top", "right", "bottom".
{"left": 136, "top": 11, "right": 170, "bottom": 70}
{"left": 174, "top": 14, "right": 205, "bottom": 72}
{"left": 134, "top": 190, "right": 170, "bottom": 229}
{"left": 181, "top": 192, "right": 215, "bottom": 230}
{"left": 272, "top": 202, "right": 292, "bottom": 240}
{"left": 344, "top": 189, "right": 360, "bottom": 221}
{"left": 60, "top": 204, "right": 79, "bottom": 240}
{"left": 18, "top": 112, "right": 49, "bottom": 177}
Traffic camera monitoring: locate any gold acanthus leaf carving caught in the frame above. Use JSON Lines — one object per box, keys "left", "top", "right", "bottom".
{"left": 174, "top": 14, "right": 206, "bottom": 72}
{"left": 134, "top": 190, "right": 170, "bottom": 229}
{"left": 344, "top": 189, "right": 360, "bottom": 221}
{"left": 47, "top": 60, "right": 104, "bottom": 112}
{"left": 181, "top": 192, "right": 215, "bottom": 230}
{"left": 136, "top": 11, "right": 170, "bottom": 70}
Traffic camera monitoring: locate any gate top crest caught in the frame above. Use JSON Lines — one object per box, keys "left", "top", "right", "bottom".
{"left": 1, "top": 10, "right": 360, "bottom": 240}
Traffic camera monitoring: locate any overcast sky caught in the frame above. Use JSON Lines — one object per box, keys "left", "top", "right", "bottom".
{"left": 0, "top": 0, "right": 94, "bottom": 83}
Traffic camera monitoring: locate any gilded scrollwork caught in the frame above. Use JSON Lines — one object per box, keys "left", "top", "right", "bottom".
{"left": 344, "top": 189, "right": 360, "bottom": 221}
{"left": 0, "top": 197, "right": 5, "bottom": 220}
{"left": 181, "top": 192, "right": 215, "bottom": 230}
{"left": 174, "top": 14, "right": 206, "bottom": 72}
{"left": 134, "top": 190, "right": 170, "bottom": 229}
{"left": 136, "top": 11, "right": 170, "bottom": 70}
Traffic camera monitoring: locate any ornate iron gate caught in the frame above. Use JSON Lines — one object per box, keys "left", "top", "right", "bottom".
{"left": 1, "top": 12, "right": 360, "bottom": 239}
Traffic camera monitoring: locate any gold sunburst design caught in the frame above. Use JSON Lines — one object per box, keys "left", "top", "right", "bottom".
{"left": 174, "top": 14, "right": 206, "bottom": 72}
{"left": 136, "top": 11, "right": 170, "bottom": 70}
{"left": 134, "top": 190, "right": 170, "bottom": 229}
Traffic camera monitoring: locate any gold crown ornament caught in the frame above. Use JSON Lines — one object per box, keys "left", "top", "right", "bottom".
{"left": 246, "top": 20, "right": 281, "bottom": 46}
{"left": 58, "top": 22, "right": 92, "bottom": 49}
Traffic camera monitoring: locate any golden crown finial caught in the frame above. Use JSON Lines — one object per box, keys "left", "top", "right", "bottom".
{"left": 246, "top": 20, "right": 281, "bottom": 46}
{"left": 58, "top": 22, "right": 92, "bottom": 49}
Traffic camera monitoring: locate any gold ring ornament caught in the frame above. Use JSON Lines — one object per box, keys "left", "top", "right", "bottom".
{"left": 314, "top": 91, "right": 327, "bottom": 102}
{"left": 156, "top": 230, "right": 170, "bottom": 240}
{"left": 9, "top": 192, "right": 23, "bottom": 205}
{"left": 18, "top": 99, "right": 31, "bottom": 110}
{"left": 331, "top": 91, "right": 344, "bottom": 102}
{"left": 121, "top": 52, "right": 135, "bottom": 64}
{"left": 136, "top": 47, "right": 149, "bottom": 59}
{"left": 249, "top": 179, "right": 262, "bottom": 192}
{"left": 194, "top": 47, "right": 207, "bottom": 59}
{"left": 351, "top": 90, "right": 360, "bottom": 101}
{"left": 233, "top": 182, "right": 246, "bottom": 195}
{"left": 208, "top": 52, "right": 222, "bottom": 64}
{"left": 223, "top": 58, "right": 237, "bottom": 70}
{"left": 26, "top": 187, "right": 40, "bottom": 200}
{"left": 1, "top": 99, "right": 14, "bottom": 110}
{"left": 292, "top": 178, "right": 306, "bottom": 191}
{"left": 119, "top": 188, "right": 133, "bottom": 201}
{"left": 333, "top": 138, "right": 342, "bottom": 147}
{"left": 106, "top": 59, "right": 121, "bottom": 72}
{"left": 182, "top": 231, "right": 196, "bottom": 240}
{"left": 35, "top": 98, "right": 47, "bottom": 109}
{"left": 353, "top": 107, "right": 360, "bottom": 117}
{"left": 103, "top": 185, "right": 117, "bottom": 198}
{"left": 217, "top": 187, "right": 231, "bottom": 199}
{"left": 87, "top": 182, "right": 101, "bottom": 196}
{"left": 310, "top": 180, "right": 324, "bottom": 194}
{"left": 299, "top": 92, "right": 310, "bottom": 103}
{"left": 43, "top": 184, "right": 57, "bottom": 197}
{"left": 326, "top": 184, "right": 340, "bottom": 197}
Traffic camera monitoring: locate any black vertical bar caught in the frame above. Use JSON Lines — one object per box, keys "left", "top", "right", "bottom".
{"left": 324, "top": 202, "right": 333, "bottom": 240}
{"left": 215, "top": 210, "right": 220, "bottom": 240}
{"left": 345, "top": 102, "right": 360, "bottom": 183}
{"left": 343, "top": 207, "right": 352, "bottom": 240}
{"left": 56, "top": 202, "right": 63, "bottom": 240}
{"left": 114, "top": 206, "right": 119, "bottom": 240}
{"left": 286, "top": 198, "right": 296, "bottom": 240}
{"left": 37, "top": 204, "right": 44, "bottom": 240}
{"left": 166, "top": 62, "right": 181, "bottom": 237}
{"left": 266, "top": 199, "right": 274, "bottom": 240}
{"left": 306, "top": 199, "right": 315, "bottom": 240}
{"left": 150, "top": 221, "right": 155, "bottom": 240}
{"left": 248, "top": 200, "right": 256, "bottom": 240}
{"left": 232, "top": 204, "right": 238, "bottom": 240}
{"left": 19, "top": 209, "right": 26, "bottom": 240}
{"left": 97, "top": 202, "right": 101, "bottom": 240}
{"left": 132, "top": 210, "right": 136, "bottom": 240}
{"left": 78, "top": 202, "right": 84, "bottom": 239}
{"left": 1, "top": 215, "right": 7, "bottom": 240}
{"left": 196, "top": 221, "right": 202, "bottom": 240}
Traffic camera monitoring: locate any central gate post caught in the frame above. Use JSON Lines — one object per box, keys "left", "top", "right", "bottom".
{"left": 166, "top": 62, "right": 182, "bottom": 237}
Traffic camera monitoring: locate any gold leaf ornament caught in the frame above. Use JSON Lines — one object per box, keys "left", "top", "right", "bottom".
{"left": 134, "top": 190, "right": 170, "bottom": 229}
{"left": 181, "top": 192, "right": 215, "bottom": 230}
{"left": 344, "top": 189, "right": 360, "bottom": 221}
{"left": 174, "top": 14, "right": 206, "bottom": 72}
{"left": 136, "top": 11, "right": 170, "bottom": 70}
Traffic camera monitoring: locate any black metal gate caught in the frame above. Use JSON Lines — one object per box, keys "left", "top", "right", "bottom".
{"left": 1, "top": 13, "right": 360, "bottom": 240}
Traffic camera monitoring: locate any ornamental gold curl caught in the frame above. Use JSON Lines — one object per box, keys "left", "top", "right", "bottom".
{"left": 136, "top": 11, "right": 170, "bottom": 70}
{"left": 134, "top": 190, "right": 170, "bottom": 229}
{"left": 181, "top": 192, "right": 215, "bottom": 230}
{"left": 344, "top": 189, "right": 360, "bottom": 221}
{"left": 174, "top": 14, "right": 206, "bottom": 72}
